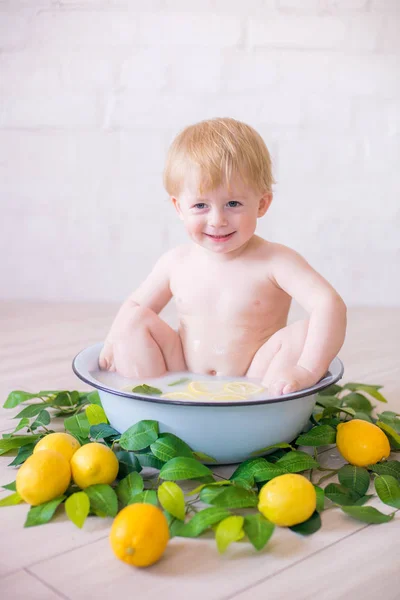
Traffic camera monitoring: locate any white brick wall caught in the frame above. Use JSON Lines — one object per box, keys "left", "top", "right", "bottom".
{"left": 1, "top": 0, "right": 399, "bottom": 306}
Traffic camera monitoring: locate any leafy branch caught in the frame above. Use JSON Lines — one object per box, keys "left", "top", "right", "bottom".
{"left": 0, "top": 382, "right": 399, "bottom": 551}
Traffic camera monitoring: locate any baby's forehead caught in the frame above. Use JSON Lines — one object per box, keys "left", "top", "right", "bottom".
{"left": 181, "top": 172, "right": 250, "bottom": 198}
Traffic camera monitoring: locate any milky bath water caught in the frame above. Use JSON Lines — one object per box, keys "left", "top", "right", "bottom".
{"left": 92, "top": 369, "right": 269, "bottom": 402}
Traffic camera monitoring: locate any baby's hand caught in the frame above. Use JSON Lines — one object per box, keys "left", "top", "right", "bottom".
{"left": 263, "top": 365, "right": 318, "bottom": 396}
{"left": 99, "top": 340, "right": 116, "bottom": 372}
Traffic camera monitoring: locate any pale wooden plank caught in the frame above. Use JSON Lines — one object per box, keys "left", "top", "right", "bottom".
{"left": 0, "top": 569, "right": 65, "bottom": 600}
{"left": 230, "top": 516, "right": 400, "bottom": 600}
{"left": 27, "top": 502, "right": 394, "bottom": 600}
{"left": 0, "top": 503, "right": 111, "bottom": 578}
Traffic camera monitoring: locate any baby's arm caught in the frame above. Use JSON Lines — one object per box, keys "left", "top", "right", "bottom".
{"left": 269, "top": 244, "right": 347, "bottom": 392}
{"left": 99, "top": 249, "right": 175, "bottom": 372}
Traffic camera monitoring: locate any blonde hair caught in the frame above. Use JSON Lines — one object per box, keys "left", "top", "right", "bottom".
{"left": 163, "top": 117, "right": 275, "bottom": 196}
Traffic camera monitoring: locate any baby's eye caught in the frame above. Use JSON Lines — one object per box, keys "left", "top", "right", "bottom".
{"left": 227, "top": 200, "right": 241, "bottom": 208}
{"left": 193, "top": 203, "right": 207, "bottom": 210}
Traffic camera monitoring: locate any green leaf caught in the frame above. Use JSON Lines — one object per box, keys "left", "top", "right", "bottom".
{"left": 251, "top": 442, "right": 294, "bottom": 457}
{"left": 135, "top": 453, "right": 165, "bottom": 470}
{"left": 30, "top": 409, "right": 51, "bottom": 431}
{"left": 127, "top": 490, "right": 158, "bottom": 506}
{"left": 290, "top": 511, "right": 322, "bottom": 535}
{"left": 338, "top": 465, "right": 370, "bottom": 497}
{"left": 200, "top": 485, "right": 227, "bottom": 505}
{"left": 141, "top": 490, "right": 159, "bottom": 505}
{"left": 0, "top": 435, "right": 40, "bottom": 456}
{"left": 314, "top": 485, "right": 325, "bottom": 512}
{"left": 254, "top": 463, "right": 288, "bottom": 483}
{"left": 2, "top": 481, "right": 16, "bottom": 491}
{"left": 376, "top": 421, "right": 400, "bottom": 448}
{"left": 79, "top": 390, "right": 102, "bottom": 406}
{"left": 192, "top": 451, "right": 218, "bottom": 463}
{"left": 116, "top": 472, "right": 144, "bottom": 507}
{"left": 342, "top": 383, "right": 387, "bottom": 403}
{"left": 231, "top": 477, "right": 255, "bottom": 491}
{"left": 150, "top": 433, "right": 193, "bottom": 462}
{"left": 115, "top": 450, "right": 142, "bottom": 478}
{"left": 324, "top": 483, "right": 361, "bottom": 506}
{"left": 13, "top": 418, "right": 30, "bottom": 433}
{"left": 369, "top": 461, "right": 400, "bottom": 480}
{"left": 210, "top": 486, "right": 258, "bottom": 509}
{"left": 14, "top": 404, "right": 46, "bottom": 419}
{"left": 159, "top": 457, "right": 213, "bottom": 481}
{"left": 177, "top": 507, "right": 231, "bottom": 538}
{"left": 24, "top": 496, "right": 66, "bottom": 527}
{"left": 65, "top": 492, "right": 90, "bottom": 528}
{"left": 168, "top": 377, "right": 190, "bottom": 387}
{"left": 340, "top": 505, "right": 394, "bottom": 524}
{"left": 119, "top": 420, "right": 159, "bottom": 451}
{"left": 89, "top": 423, "right": 120, "bottom": 441}
{"left": 352, "top": 412, "right": 373, "bottom": 423}
{"left": 187, "top": 481, "right": 230, "bottom": 497}
{"left": 0, "top": 492, "right": 24, "bottom": 507}
{"left": 341, "top": 392, "right": 373, "bottom": 414}
{"left": 215, "top": 515, "right": 244, "bottom": 554}
{"left": 85, "top": 484, "right": 118, "bottom": 517}
{"left": 276, "top": 450, "right": 319, "bottom": 473}
{"left": 322, "top": 405, "right": 356, "bottom": 418}
{"left": 64, "top": 413, "right": 91, "bottom": 442}
{"left": 131, "top": 384, "right": 162, "bottom": 396}
{"left": 317, "top": 384, "right": 342, "bottom": 396}
{"left": 295, "top": 425, "right": 337, "bottom": 446}
{"left": 85, "top": 404, "right": 108, "bottom": 426}
{"left": 157, "top": 481, "right": 186, "bottom": 520}
{"left": 3, "top": 391, "right": 39, "bottom": 409}
{"left": 230, "top": 457, "right": 285, "bottom": 485}
{"left": 8, "top": 443, "right": 36, "bottom": 466}
{"left": 316, "top": 395, "right": 342, "bottom": 408}
{"left": 377, "top": 411, "right": 400, "bottom": 434}
{"left": 243, "top": 514, "right": 274, "bottom": 550}
{"left": 374, "top": 475, "right": 400, "bottom": 509}
{"left": 49, "top": 391, "right": 79, "bottom": 408}
{"left": 230, "top": 457, "right": 265, "bottom": 482}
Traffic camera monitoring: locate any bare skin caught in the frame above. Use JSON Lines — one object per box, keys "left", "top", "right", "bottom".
{"left": 100, "top": 172, "right": 347, "bottom": 396}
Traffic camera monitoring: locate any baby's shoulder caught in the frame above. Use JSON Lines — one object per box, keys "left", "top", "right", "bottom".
{"left": 265, "top": 241, "right": 302, "bottom": 260}
{"left": 254, "top": 238, "right": 301, "bottom": 262}
{"left": 157, "top": 244, "right": 191, "bottom": 269}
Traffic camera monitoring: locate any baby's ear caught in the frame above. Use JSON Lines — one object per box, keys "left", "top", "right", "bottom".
{"left": 258, "top": 191, "right": 273, "bottom": 217}
{"left": 171, "top": 197, "right": 184, "bottom": 220}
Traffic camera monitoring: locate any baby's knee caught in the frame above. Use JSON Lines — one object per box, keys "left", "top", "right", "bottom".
{"left": 128, "top": 304, "right": 157, "bottom": 328}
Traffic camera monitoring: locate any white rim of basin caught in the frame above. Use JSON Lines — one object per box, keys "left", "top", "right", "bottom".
{"left": 72, "top": 343, "right": 344, "bottom": 407}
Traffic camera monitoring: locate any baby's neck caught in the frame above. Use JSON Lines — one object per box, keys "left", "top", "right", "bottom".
{"left": 192, "top": 235, "right": 259, "bottom": 262}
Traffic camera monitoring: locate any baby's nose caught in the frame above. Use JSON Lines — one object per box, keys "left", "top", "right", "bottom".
{"left": 209, "top": 209, "right": 227, "bottom": 227}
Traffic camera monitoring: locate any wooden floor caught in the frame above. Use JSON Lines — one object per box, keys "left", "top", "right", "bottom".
{"left": 0, "top": 302, "right": 399, "bottom": 600}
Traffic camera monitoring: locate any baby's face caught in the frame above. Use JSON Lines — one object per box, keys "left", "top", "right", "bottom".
{"left": 172, "top": 171, "right": 271, "bottom": 256}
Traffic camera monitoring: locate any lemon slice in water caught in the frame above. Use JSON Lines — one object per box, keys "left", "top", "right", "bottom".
{"left": 223, "top": 381, "right": 265, "bottom": 397}
{"left": 161, "top": 392, "right": 196, "bottom": 400}
{"left": 188, "top": 381, "right": 225, "bottom": 397}
{"left": 208, "top": 393, "right": 247, "bottom": 402}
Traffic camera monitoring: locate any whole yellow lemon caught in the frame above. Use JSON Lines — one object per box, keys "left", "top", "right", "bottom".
{"left": 258, "top": 473, "right": 316, "bottom": 527}
{"left": 70, "top": 442, "right": 119, "bottom": 488}
{"left": 34, "top": 432, "right": 80, "bottom": 462}
{"left": 16, "top": 449, "right": 71, "bottom": 506}
{"left": 336, "top": 419, "right": 390, "bottom": 467}
{"left": 110, "top": 503, "right": 169, "bottom": 567}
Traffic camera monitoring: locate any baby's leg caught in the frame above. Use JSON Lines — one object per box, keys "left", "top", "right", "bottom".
{"left": 246, "top": 319, "right": 315, "bottom": 394}
{"left": 100, "top": 305, "right": 187, "bottom": 379}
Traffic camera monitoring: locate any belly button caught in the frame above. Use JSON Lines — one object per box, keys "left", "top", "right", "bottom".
{"left": 209, "top": 369, "right": 217, "bottom": 376}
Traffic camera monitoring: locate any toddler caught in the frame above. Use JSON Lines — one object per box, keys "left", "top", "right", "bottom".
{"left": 99, "top": 118, "right": 347, "bottom": 396}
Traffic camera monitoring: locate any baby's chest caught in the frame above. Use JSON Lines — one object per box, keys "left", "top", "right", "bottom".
{"left": 171, "top": 269, "right": 278, "bottom": 318}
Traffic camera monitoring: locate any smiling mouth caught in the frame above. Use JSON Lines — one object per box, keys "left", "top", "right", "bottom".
{"left": 205, "top": 232, "right": 235, "bottom": 240}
